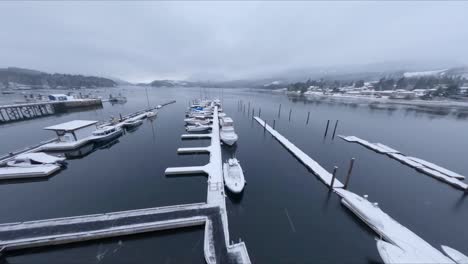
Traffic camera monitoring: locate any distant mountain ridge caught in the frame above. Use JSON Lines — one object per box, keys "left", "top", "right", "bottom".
{"left": 0, "top": 67, "right": 117, "bottom": 89}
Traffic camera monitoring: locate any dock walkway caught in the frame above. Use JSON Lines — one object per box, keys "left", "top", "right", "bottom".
{"left": 166, "top": 105, "right": 251, "bottom": 263}
{"left": 254, "top": 116, "right": 343, "bottom": 188}
{"left": 0, "top": 203, "right": 242, "bottom": 263}
{"left": 253, "top": 117, "right": 464, "bottom": 263}
{"left": 339, "top": 135, "right": 467, "bottom": 190}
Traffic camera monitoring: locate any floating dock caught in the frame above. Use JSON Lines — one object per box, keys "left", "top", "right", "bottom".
{"left": 253, "top": 117, "right": 466, "bottom": 263}
{"left": 0, "top": 165, "right": 61, "bottom": 180}
{"left": 254, "top": 116, "right": 343, "bottom": 188}
{"left": 166, "top": 105, "right": 251, "bottom": 263}
{"left": 0, "top": 203, "right": 245, "bottom": 263}
{"left": 339, "top": 135, "right": 467, "bottom": 190}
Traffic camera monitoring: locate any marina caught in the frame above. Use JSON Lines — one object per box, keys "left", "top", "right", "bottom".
{"left": 0, "top": 88, "right": 467, "bottom": 263}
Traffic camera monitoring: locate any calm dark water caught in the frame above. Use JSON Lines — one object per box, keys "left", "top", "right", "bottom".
{"left": 0, "top": 87, "right": 467, "bottom": 263}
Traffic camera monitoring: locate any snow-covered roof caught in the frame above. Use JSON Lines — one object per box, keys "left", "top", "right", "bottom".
{"left": 44, "top": 120, "right": 97, "bottom": 131}
{"left": 49, "top": 94, "right": 68, "bottom": 97}
{"left": 15, "top": 152, "right": 65, "bottom": 164}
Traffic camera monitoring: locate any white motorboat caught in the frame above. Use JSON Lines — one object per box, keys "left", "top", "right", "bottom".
{"left": 223, "top": 158, "right": 245, "bottom": 193}
{"left": 122, "top": 118, "right": 143, "bottom": 128}
{"left": 218, "top": 112, "right": 226, "bottom": 117}
{"left": 7, "top": 152, "right": 66, "bottom": 168}
{"left": 92, "top": 126, "right": 123, "bottom": 142}
{"left": 220, "top": 126, "right": 238, "bottom": 146}
{"left": 156, "top": 105, "right": 162, "bottom": 109}
{"left": 219, "top": 117, "right": 238, "bottom": 146}
{"left": 184, "top": 118, "right": 211, "bottom": 125}
{"left": 186, "top": 123, "right": 211, "bottom": 132}
{"left": 146, "top": 111, "right": 158, "bottom": 118}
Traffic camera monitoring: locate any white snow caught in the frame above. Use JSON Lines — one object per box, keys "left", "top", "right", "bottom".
{"left": 15, "top": 152, "right": 65, "bottom": 164}
{"left": 407, "top": 157, "right": 465, "bottom": 179}
{"left": 44, "top": 120, "right": 98, "bottom": 131}
{"left": 0, "top": 165, "right": 60, "bottom": 179}
{"left": 335, "top": 188, "right": 455, "bottom": 264}
{"left": 441, "top": 245, "right": 468, "bottom": 264}
{"left": 255, "top": 117, "right": 344, "bottom": 188}
{"left": 339, "top": 135, "right": 467, "bottom": 190}
{"left": 403, "top": 69, "right": 447, "bottom": 78}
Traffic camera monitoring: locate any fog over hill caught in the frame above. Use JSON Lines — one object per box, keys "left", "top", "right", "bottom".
{"left": 1, "top": 2, "right": 468, "bottom": 83}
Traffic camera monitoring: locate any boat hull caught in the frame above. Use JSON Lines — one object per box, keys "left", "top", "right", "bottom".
{"left": 92, "top": 129, "right": 123, "bottom": 143}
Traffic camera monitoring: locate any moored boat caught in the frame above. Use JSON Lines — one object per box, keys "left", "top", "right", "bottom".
{"left": 186, "top": 123, "right": 211, "bottom": 132}
{"left": 223, "top": 158, "right": 245, "bottom": 193}
{"left": 92, "top": 126, "right": 123, "bottom": 142}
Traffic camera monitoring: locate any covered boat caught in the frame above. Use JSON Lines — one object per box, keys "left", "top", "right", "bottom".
{"left": 184, "top": 118, "right": 211, "bottom": 125}
{"left": 223, "top": 158, "right": 245, "bottom": 193}
{"left": 7, "top": 152, "right": 66, "bottom": 167}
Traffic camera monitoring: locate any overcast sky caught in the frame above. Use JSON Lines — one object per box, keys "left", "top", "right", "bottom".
{"left": 1, "top": 2, "right": 467, "bottom": 82}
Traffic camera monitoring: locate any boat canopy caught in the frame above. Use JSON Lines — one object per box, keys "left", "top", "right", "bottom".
{"left": 44, "top": 120, "right": 98, "bottom": 131}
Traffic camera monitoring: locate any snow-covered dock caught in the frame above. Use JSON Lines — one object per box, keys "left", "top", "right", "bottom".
{"left": 165, "top": 105, "right": 251, "bottom": 263}
{"left": 339, "top": 135, "right": 467, "bottom": 190}
{"left": 335, "top": 188, "right": 459, "bottom": 263}
{"left": 0, "top": 165, "right": 61, "bottom": 180}
{"left": 0, "top": 203, "right": 247, "bottom": 263}
{"left": 254, "top": 116, "right": 344, "bottom": 188}
{"left": 251, "top": 118, "right": 466, "bottom": 263}
{"left": 165, "top": 106, "right": 250, "bottom": 263}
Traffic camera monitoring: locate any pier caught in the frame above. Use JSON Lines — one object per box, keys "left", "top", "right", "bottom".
{"left": 254, "top": 116, "right": 343, "bottom": 188}
{"left": 166, "top": 105, "right": 251, "bottom": 263}
{"left": 0, "top": 203, "right": 244, "bottom": 263}
{"left": 339, "top": 135, "right": 468, "bottom": 190}
{"left": 253, "top": 116, "right": 465, "bottom": 263}
{"left": 0, "top": 99, "right": 103, "bottom": 124}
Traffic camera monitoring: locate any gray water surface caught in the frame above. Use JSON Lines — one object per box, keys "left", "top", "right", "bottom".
{"left": 0, "top": 87, "right": 467, "bottom": 263}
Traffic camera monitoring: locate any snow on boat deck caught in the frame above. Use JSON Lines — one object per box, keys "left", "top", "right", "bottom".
{"left": 0, "top": 165, "right": 60, "bottom": 179}
{"left": 254, "top": 116, "right": 344, "bottom": 188}
{"left": 335, "top": 188, "right": 455, "bottom": 263}
{"left": 339, "top": 135, "right": 467, "bottom": 190}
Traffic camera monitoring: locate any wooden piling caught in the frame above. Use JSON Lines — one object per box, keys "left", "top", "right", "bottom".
{"left": 273, "top": 119, "right": 276, "bottom": 129}
{"left": 344, "top": 158, "right": 355, "bottom": 189}
{"left": 278, "top": 104, "right": 281, "bottom": 117}
{"left": 306, "top": 111, "right": 310, "bottom": 124}
{"left": 324, "top": 120, "right": 330, "bottom": 137}
{"left": 330, "top": 166, "right": 338, "bottom": 189}
{"left": 259, "top": 108, "right": 261, "bottom": 117}
{"left": 332, "top": 120, "right": 339, "bottom": 139}
{"left": 288, "top": 108, "right": 292, "bottom": 121}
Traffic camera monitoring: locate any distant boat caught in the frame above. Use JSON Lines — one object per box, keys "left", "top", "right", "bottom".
{"left": 223, "top": 158, "right": 245, "bottom": 193}
{"left": 122, "top": 119, "right": 143, "bottom": 128}
{"left": 146, "top": 111, "right": 158, "bottom": 118}
{"left": 1, "top": 90, "right": 15, "bottom": 95}
{"left": 92, "top": 126, "right": 123, "bottom": 142}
